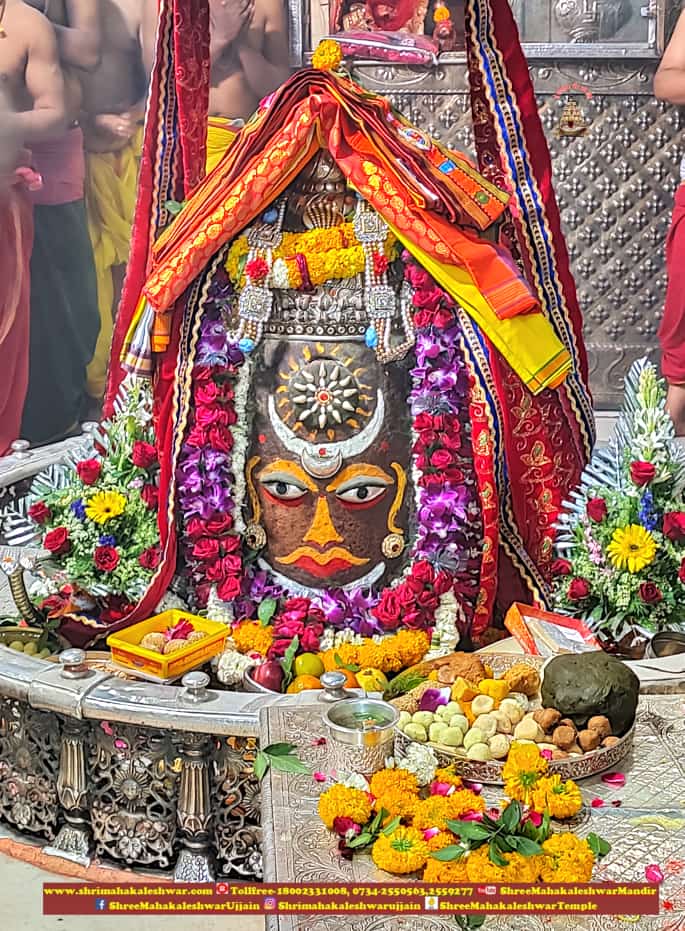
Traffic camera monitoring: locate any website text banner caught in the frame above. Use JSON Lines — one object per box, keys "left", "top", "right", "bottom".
{"left": 43, "top": 882, "right": 660, "bottom": 916}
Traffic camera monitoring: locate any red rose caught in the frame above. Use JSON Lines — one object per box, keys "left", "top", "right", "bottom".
{"left": 413, "top": 412, "right": 435, "bottom": 432}
{"left": 245, "top": 256, "right": 269, "bottom": 281}
{"left": 300, "top": 625, "right": 323, "bottom": 652}
{"left": 192, "top": 538, "right": 220, "bottom": 561}
{"left": 76, "top": 458, "right": 101, "bottom": 486}
{"left": 94, "top": 545, "right": 119, "bottom": 572}
{"left": 138, "top": 547, "right": 161, "bottom": 570}
{"left": 216, "top": 575, "right": 241, "bottom": 602}
{"left": 586, "top": 497, "right": 607, "bottom": 522}
{"left": 273, "top": 618, "right": 305, "bottom": 640}
{"left": 140, "top": 484, "right": 158, "bottom": 510}
{"left": 332, "top": 816, "right": 361, "bottom": 838}
{"left": 220, "top": 534, "right": 240, "bottom": 554}
{"left": 196, "top": 406, "right": 230, "bottom": 430}
{"left": 195, "top": 382, "right": 219, "bottom": 406}
{"left": 185, "top": 426, "right": 208, "bottom": 449}
{"left": 551, "top": 558, "right": 573, "bottom": 576}
{"left": 193, "top": 365, "right": 213, "bottom": 384}
{"left": 267, "top": 638, "right": 291, "bottom": 659}
{"left": 282, "top": 597, "right": 311, "bottom": 619}
{"left": 638, "top": 582, "right": 662, "bottom": 604}
{"left": 412, "top": 288, "right": 442, "bottom": 312}
{"left": 28, "top": 501, "right": 51, "bottom": 525}
{"left": 205, "top": 513, "right": 233, "bottom": 535}
{"left": 402, "top": 609, "right": 429, "bottom": 630}
{"left": 185, "top": 517, "right": 206, "bottom": 541}
{"left": 208, "top": 425, "right": 233, "bottom": 453}
{"left": 43, "top": 526, "right": 70, "bottom": 555}
{"left": 679, "top": 558, "right": 685, "bottom": 584}
{"left": 434, "top": 572, "right": 452, "bottom": 596}
{"left": 429, "top": 449, "right": 453, "bottom": 471}
{"left": 373, "top": 590, "right": 402, "bottom": 630}
{"left": 417, "top": 588, "right": 439, "bottom": 610}
{"left": 412, "top": 561, "right": 435, "bottom": 585}
{"left": 630, "top": 460, "right": 656, "bottom": 487}
{"left": 663, "top": 511, "right": 685, "bottom": 543}
{"left": 567, "top": 577, "right": 590, "bottom": 601}
{"left": 405, "top": 264, "right": 431, "bottom": 290}
{"left": 132, "top": 441, "right": 157, "bottom": 470}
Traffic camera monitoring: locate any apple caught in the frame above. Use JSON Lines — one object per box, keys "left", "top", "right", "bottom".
{"left": 250, "top": 661, "right": 284, "bottom": 693}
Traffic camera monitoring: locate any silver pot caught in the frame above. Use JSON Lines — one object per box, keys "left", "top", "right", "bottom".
{"left": 645, "top": 631, "right": 685, "bottom": 659}
{"left": 243, "top": 666, "right": 280, "bottom": 694}
{"left": 323, "top": 698, "right": 398, "bottom": 775}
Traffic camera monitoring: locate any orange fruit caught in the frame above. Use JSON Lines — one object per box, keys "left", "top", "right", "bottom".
{"left": 337, "top": 667, "right": 358, "bottom": 688}
{"left": 286, "top": 674, "right": 324, "bottom": 694}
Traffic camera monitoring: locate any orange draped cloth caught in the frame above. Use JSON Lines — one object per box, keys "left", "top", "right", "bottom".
{"left": 142, "top": 71, "right": 538, "bottom": 355}
{"left": 0, "top": 173, "right": 34, "bottom": 454}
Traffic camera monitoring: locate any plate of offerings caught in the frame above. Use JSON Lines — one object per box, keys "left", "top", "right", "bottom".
{"left": 391, "top": 651, "right": 637, "bottom": 784}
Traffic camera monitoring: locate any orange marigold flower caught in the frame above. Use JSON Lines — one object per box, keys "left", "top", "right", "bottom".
{"left": 423, "top": 856, "right": 468, "bottom": 883}
{"left": 539, "top": 834, "right": 595, "bottom": 883}
{"left": 318, "top": 784, "right": 372, "bottom": 831}
{"left": 372, "top": 826, "right": 428, "bottom": 874}
{"left": 312, "top": 39, "right": 343, "bottom": 71}
{"left": 447, "top": 789, "right": 486, "bottom": 819}
{"left": 374, "top": 789, "right": 419, "bottom": 823}
{"left": 433, "top": 4, "right": 451, "bottom": 22}
{"left": 531, "top": 775, "right": 583, "bottom": 820}
{"left": 465, "top": 846, "right": 541, "bottom": 884}
{"left": 433, "top": 768, "right": 463, "bottom": 789}
{"left": 412, "top": 796, "right": 455, "bottom": 831}
{"left": 369, "top": 768, "right": 419, "bottom": 799}
{"left": 425, "top": 830, "right": 458, "bottom": 853}
{"left": 231, "top": 621, "right": 274, "bottom": 657}
{"left": 502, "top": 742, "right": 548, "bottom": 804}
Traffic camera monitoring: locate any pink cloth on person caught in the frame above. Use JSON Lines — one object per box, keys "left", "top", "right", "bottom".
{"left": 28, "top": 127, "right": 85, "bottom": 206}
{"left": 659, "top": 183, "right": 685, "bottom": 384}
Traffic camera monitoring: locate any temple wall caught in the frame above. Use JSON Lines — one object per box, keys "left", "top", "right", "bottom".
{"left": 296, "top": 0, "right": 682, "bottom": 409}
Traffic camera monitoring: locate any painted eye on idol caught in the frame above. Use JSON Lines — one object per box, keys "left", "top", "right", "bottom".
{"left": 334, "top": 476, "right": 390, "bottom": 507}
{"left": 260, "top": 473, "right": 309, "bottom": 502}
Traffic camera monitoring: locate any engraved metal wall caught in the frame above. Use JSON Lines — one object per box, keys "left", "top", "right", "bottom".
{"left": 345, "top": 0, "right": 681, "bottom": 408}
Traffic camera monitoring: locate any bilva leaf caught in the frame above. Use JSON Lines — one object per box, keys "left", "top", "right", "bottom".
{"left": 254, "top": 750, "right": 269, "bottom": 781}
{"left": 333, "top": 652, "right": 360, "bottom": 673}
{"left": 381, "top": 816, "right": 401, "bottom": 836}
{"left": 430, "top": 845, "right": 466, "bottom": 862}
{"left": 265, "top": 742, "right": 297, "bottom": 757}
{"left": 500, "top": 800, "right": 521, "bottom": 834}
{"left": 446, "top": 820, "right": 490, "bottom": 841}
{"left": 369, "top": 809, "right": 385, "bottom": 834}
{"left": 258, "top": 597, "right": 278, "bottom": 627}
{"left": 281, "top": 635, "right": 300, "bottom": 687}
{"left": 587, "top": 833, "right": 611, "bottom": 858}
{"left": 507, "top": 835, "right": 543, "bottom": 857}
{"left": 164, "top": 199, "right": 185, "bottom": 215}
{"left": 269, "top": 754, "right": 310, "bottom": 775}
{"left": 489, "top": 838, "right": 508, "bottom": 867}
{"left": 346, "top": 832, "right": 373, "bottom": 849}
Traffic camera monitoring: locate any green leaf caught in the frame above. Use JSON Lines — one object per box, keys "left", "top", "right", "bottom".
{"left": 253, "top": 751, "right": 269, "bottom": 781}
{"left": 446, "top": 820, "right": 491, "bottom": 841}
{"left": 346, "top": 832, "right": 373, "bottom": 849}
{"left": 586, "top": 833, "right": 611, "bottom": 858}
{"left": 500, "top": 800, "right": 521, "bottom": 834}
{"left": 430, "top": 845, "right": 466, "bottom": 862}
{"left": 381, "top": 816, "right": 401, "bottom": 836}
{"left": 488, "top": 838, "right": 508, "bottom": 867}
{"left": 257, "top": 598, "right": 278, "bottom": 627}
{"left": 382, "top": 669, "right": 427, "bottom": 700}
{"left": 507, "top": 835, "right": 543, "bottom": 857}
{"left": 333, "top": 652, "right": 360, "bottom": 673}
{"left": 264, "top": 742, "right": 297, "bottom": 757}
{"left": 369, "top": 809, "right": 385, "bottom": 835}
{"left": 164, "top": 199, "right": 185, "bottom": 215}
{"left": 269, "top": 754, "right": 310, "bottom": 775}
{"left": 280, "top": 635, "right": 300, "bottom": 687}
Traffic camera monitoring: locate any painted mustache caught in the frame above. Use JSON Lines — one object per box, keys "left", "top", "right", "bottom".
{"left": 276, "top": 546, "right": 369, "bottom": 578}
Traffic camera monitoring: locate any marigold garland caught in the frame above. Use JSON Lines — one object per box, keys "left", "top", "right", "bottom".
{"left": 539, "top": 833, "right": 595, "bottom": 883}
{"left": 369, "top": 768, "right": 419, "bottom": 799}
{"left": 319, "top": 629, "right": 430, "bottom": 674}
{"left": 312, "top": 39, "right": 343, "bottom": 71}
{"left": 231, "top": 620, "right": 274, "bottom": 657}
{"left": 318, "top": 784, "right": 372, "bottom": 831}
{"left": 371, "top": 826, "right": 428, "bottom": 874}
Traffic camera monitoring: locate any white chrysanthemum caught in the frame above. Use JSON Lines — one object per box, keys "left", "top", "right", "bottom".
{"left": 216, "top": 648, "right": 253, "bottom": 686}
{"left": 270, "top": 258, "right": 290, "bottom": 290}
{"left": 395, "top": 742, "right": 438, "bottom": 786}
{"left": 336, "top": 771, "right": 370, "bottom": 791}
{"left": 206, "top": 586, "right": 233, "bottom": 624}
{"left": 429, "top": 589, "right": 461, "bottom": 657}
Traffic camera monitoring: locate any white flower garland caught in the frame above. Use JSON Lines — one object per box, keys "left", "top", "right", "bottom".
{"left": 216, "top": 644, "right": 254, "bottom": 686}
{"left": 428, "top": 589, "right": 461, "bottom": 658}
{"left": 228, "top": 356, "right": 253, "bottom": 537}
{"left": 386, "top": 743, "right": 438, "bottom": 786}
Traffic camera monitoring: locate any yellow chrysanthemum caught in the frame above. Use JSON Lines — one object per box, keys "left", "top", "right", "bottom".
{"left": 318, "top": 784, "right": 372, "bottom": 830}
{"left": 607, "top": 524, "right": 657, "bottom": 573}
{"left": 465, "top": 846, "right": 541, "bottom": 884}
{"left": 312, "top": 39, "right": 343, "bottom": 72}
{"left": 531, "top": 775, "right": 583, "bottom": 820}
{"left": 85, "top": 490, "right": 126, "bottom": 524}
{"left": 374, "top": 789, "right": 419, "bottom": 823}
{"left": 423, "top": 855, "right": 468, "bottom": 883}
{"left": 231, "top": 621, "right": 274, "bottom": 657}
{"left": 502, "top": 742, "right": 548, "bottom": 804}
{"left": 372, "top": 826, "right": 428, "bottom": 874}
{"left": 539, "top": 833, "right": 595, "bottom": 883}
{"left": 369, "top": 768, "right": 419, "bottom": 799}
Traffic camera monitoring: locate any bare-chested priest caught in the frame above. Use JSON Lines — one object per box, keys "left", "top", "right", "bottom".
{"left": 0, "top": 1, "right": 66, "bottom": 451}
{"left": 142, "top": 0, "right": 290, "bottom": 174}
{"left": 81, "top": 0, "right": 149, "bottom": 401}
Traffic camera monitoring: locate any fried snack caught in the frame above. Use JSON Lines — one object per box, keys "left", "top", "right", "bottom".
{"left": 502, "top": 663, "right": 541, "bottom": 697}
{"left": 187, "top": 630, "right": 208, "bottom": 644}
{"left": 163, "top": 639, "right": 188, "bottom": 654}
{"left": 140, "top": 632, "right": 166, "bottom": 653}
{"left": 412, "top": 652, "right": 488, "bottom": 686}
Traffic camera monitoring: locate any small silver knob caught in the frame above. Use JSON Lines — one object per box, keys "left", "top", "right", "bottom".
{"left": 181, "top": 670, "right": 211, "bottom": 703}
{"left": 319, "top": 670, "right": 349, "bottom": 702}
{"left": 10, "top": 440, "right": 31, "bottom": 460}
{"left": 59, "top": 649, "right": 91, "bottom": 679}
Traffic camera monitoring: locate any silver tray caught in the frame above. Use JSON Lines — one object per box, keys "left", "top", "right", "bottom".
{"left": 394, "top": 652, "right": 635, "bottom": 785}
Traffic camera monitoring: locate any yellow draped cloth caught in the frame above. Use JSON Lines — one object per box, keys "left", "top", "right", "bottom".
{"left": 205, "top": 117, "right": 241, "bottom": 174}
{"left": 85, "top": 127, "right": 143, "bottom": 398}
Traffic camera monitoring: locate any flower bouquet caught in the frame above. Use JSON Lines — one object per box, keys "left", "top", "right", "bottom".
{"left": 316, "top": 742, "right": 609, "bottom": 885}
{"left": 553, "top": 360, "right": 685, "bottom": 655}
{"left": 16, "top": 381, "right": 161, "bottom": 622}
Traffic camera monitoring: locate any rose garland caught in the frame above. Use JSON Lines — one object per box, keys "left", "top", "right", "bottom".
{"left": 177, "top": 253, "right": 483, "bottom": 642}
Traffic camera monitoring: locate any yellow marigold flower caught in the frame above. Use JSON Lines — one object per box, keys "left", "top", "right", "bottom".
{"left": 607, "top": 524, "right": 657, "bottom": 574}
{"left": 374, "top": 789, "right": 419, "bottom": 823}
{"left": 425, "top": 830, "right": 458, "bottom": 853}
{"left": 531, "top": 775, "right": 583, "bottom": 820}
{"left": 433, "top": 4, "right": 451, "bottom": 22}
{"left": 434, "top": 768, "right": 463, "bottom": 789}
{"left": 539, "top": 833, "right": 595, "bottom": 883}
{"left": 312, "top": 39, "right": 343, "bottom": 71}
{"left": 412, "top": 796, "right": 454, "bottom": 831}
{"left": 369, "top": 768, "right": 419, "bottom": 799}
{"left": 372, "top": 826, "right": 428, "bottom": 874}
{"left": 85, "top": 490, "right": 126, "bottom": 524}
{"left": 502, "top": 742, "right": 548, "bottom": 804}
{"left": 448, "top": 789, "right": 486, "bottom": 818}
{"left": 319, "top": 645, "right": 358, "bottom": 672}
{"left": 231, "top": 621, "right": 274, "bottom": 657}
{"left": 465, "top": 846, "right": 541, "bottom": 884}
{"left": 423, "top": 856, "right": 468, "bottom": 883}
{"left": 318, "top": 784, "right": 372, "bottom": 831}
{"left": 395, "top": 629, "right": 431, "bottom": 667}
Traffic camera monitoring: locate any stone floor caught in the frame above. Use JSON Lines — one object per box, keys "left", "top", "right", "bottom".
{"left": 0, "top": 851, "right": 266, "bottom": 930}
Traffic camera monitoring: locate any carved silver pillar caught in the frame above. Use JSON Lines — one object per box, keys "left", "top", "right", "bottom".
{"left": 174, "top": 673, "right": 215, "bottom": 882}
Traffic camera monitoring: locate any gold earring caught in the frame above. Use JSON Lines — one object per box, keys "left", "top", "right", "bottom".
{"left": 245, "top": 522, "right": 267, "bottom": 550}
{"left": 381, "top": 532, "right": 404, "bottom": 559}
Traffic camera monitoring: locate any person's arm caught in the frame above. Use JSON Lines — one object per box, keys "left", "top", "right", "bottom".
{"left": 140, "top": 0, "right": 159, "bottom": 79}
{"left": 17, "top": 9, "right": 67, "bottom": 142}
{"left": 209, "top": 0, "right": 254, "bottom": 64}
{"left": 236, "top": 0, "right": 290, "bottom": 98}
{"left": 655, "top": 10, "right": 685, "bottom": 103}
{"left": 52, "top": 0, "right": 101, "bottom": 72}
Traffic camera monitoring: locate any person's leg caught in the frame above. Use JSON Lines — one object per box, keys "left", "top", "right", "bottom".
{"left": 659, "top": 185, "right": 685, "bottom": 435}
{"left": 666, "top": 384, "right": 685, "bottom": 436}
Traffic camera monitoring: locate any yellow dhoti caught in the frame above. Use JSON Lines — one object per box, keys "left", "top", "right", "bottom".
{"left": 85, "top": 128, "right": 143, "bottom": 398}
{"left": 205, "top": 117, "right": 241, "bottom": 173}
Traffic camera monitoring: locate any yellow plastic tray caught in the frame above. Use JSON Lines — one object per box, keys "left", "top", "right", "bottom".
{"left": 106, "top": 610, "right": 229, "bottom": 681}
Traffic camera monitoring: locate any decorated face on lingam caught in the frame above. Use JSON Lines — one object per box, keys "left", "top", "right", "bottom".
{"left": 246, "top": 340, "right": 413, "bottom": 590}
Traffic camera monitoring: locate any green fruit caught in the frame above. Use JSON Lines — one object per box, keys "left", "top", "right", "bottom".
{"left": 38, "top": 648, "right": 51, "bottom": 659}
{"left": 23, "top": 642, "right": 37, "bottom": 656}
{"left": 293, "top": 653, "right": 325, "bottom": 678}
{"left": 8, "top": 641, "right": 24, "bottom": 652}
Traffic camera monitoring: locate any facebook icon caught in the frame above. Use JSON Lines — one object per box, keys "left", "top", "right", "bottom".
{"left": 95, "top": 899, "right": 107, "bottom": 912}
